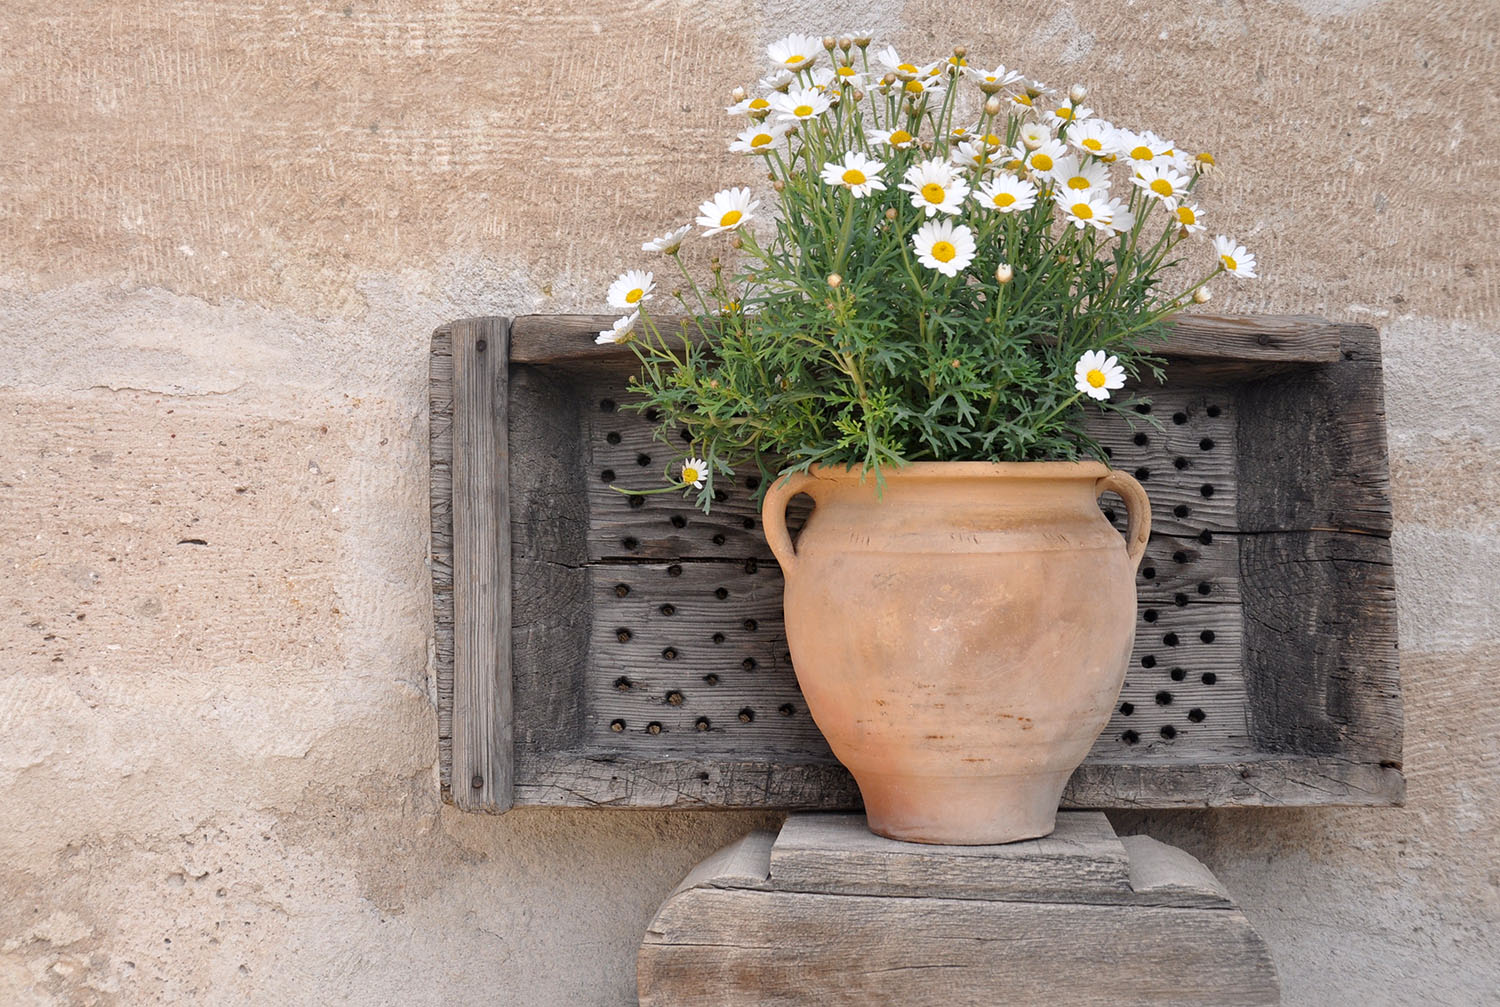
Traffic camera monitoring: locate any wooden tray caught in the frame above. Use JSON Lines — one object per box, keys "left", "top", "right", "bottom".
{"left": 429, "top": 314, "right": 1401, "bottom": 812}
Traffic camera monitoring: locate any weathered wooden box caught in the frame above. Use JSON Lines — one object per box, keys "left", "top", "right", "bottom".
{"left": 429, "top": 314, "right": 1401, "bottom": 813}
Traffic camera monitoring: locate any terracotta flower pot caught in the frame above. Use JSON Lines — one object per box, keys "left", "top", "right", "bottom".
{"left": 760, "top": 461, "right": 1149, "bottom": 845}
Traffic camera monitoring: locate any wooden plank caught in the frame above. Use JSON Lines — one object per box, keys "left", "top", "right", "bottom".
{"left": 513, "top": 312, "right": 1342, "bottom": 365}
{"left": 450, "top": 317, "right": 514, "bottom": 812}
{"left": 1062, "top": 755, "right": 1403, "bottom": 808}
{"left": 429, "top": 325, "right": 455, "bottom": 791}
{"left": 639, "top": 888, "right": 1278, "bottom": 1006}
{"left": 768, "top": 812, "right": 1138, "bottom": 904}
{"left": 1120, "top": 835, "right": 1234, "bottom": 909}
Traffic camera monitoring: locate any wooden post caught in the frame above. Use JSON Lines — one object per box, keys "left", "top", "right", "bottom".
{"left": 450, "top": 317, "right": 513, "bottom": 812}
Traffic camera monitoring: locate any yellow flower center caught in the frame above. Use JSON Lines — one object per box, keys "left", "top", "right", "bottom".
{"left": 1196, "top": 152, "right": 1217, "bottom": 165}
{"left": 897, "top": 62, "right": 918, "bottom": 73}
{"left": 751, "top": 132, "right": 773, "bottom": 147}
{"left": 889, "top": 129, "right": 912, "bottom": 146}
{"left": 1082, "top": 138, "right": 1103, "bottom": 151}
{"left": 1131, "top": 145, "right": 1154, "bottom": 160}
{"left": 1150, "top": 178, "right": 1174, "bottom": 197}
{"left": 720, "top": 209, "right": 743, "bottom": 227}
{"left": 1176, "top": 206, "right": 1197, "bottom": 225}
{"left": 1013, "top": 94, "right": 1033, "bottom": 106}
{"left": 1071, "top": 202, "right": 1094, "bottom": 220}
{"left": 682, "top": 466, "right": 701, "bottom": 482}
{"left": 1004, "top": 158, "right": 1023, "bottom": 170}
{"left": 784, "top": 54, "right": 805, "bottom": 66}
{"left": 1086, "top": 368, "right": 1107, "bottom": 388}
{"left": 719, "top": 301, "right": 740, "bottom": 315}
{"left": 904, "top": 80, "right": 925, "bottom": 94}
{"left": 1067, "top": 175, "right": 1089, "bottom": 190}
{"left": 749, "top": 98, "right": 770, "bottom": 110}
{"left": 993, "top": 192, "right": 1016, "bottom": 207}
{"left": 1054, "top": 107, "right": 1074, "bottom": 120}
{"left": 1221, "top": 254, "right": 1238, "bottom": 271}
{"left": 842, "top": 168, "right": 867, "bottom": 185}
{"left": 931, "top": 240, "right": 957, "bottom": 263}
{"left": 983, "top": 133, "right": 1002, "bottom": 146}
{"left": 1031, "top": 153, "right": 1053, "bottom": 171}
{"left": 837, "top": 65, "right": 857, "bottom": 77}
{"left": 793, "top": 104, "right": 814, "bottom": 117}
{"left": 921, "top": 182, "right": 946, "bottom": 204}
{"left": 625, "top": 288, "right": 644, "bottom": 304}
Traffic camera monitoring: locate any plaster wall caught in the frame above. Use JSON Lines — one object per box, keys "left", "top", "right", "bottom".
{"left": 1, "top": 1, "right": 1496, "bottom": 1004}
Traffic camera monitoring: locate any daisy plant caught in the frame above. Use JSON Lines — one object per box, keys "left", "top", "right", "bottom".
{"left": 600, "top": 34, "right": 1257, "bottom": 510}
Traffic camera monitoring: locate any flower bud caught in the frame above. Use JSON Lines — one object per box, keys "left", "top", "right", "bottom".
{"left": 995, "top": 263, "right": 1013, "bottom": 284}
{"left": 881, "top": 72, "right": 896, "bottom": 86}
{"left": 884, "top": 207, "right": 898, "bottom": 221}
{"left": 827, "top": 273, "right": 842, "bottom": 288}
{"left": 1193, "top": 287, "right": 1211, "bottom": 304}
{"left": 984, "top": 96, "right": 1003, "bottom": 116}
{"left": 952, "top": 46, "right": 967, "bottom": 61}
{"left": 730, "top": 236, "right": 743, "bottom": 249}
{"left": 950, "top": 358, "right": 961, "bottom": 369}
{"left": 823, "top": 36, "right": 836, "bottom": 50}
{"left": 854, "top": 35, "right": 872, "bottom": 47}
{"left": 773, "top": 180, "right": 786, "bottom": 192}
{"left": 1068, "top": 83, "right": 1087, "bottom": 103}
{"left": 838, "top": 36, "right": 852, "bottom": 51}
{"left": 731, "top": 86, "right": 747, "bottom": 103}
{"left": 852, "top": 90, "right": 865, "bottom": 102}
{"left": 710, "top": 257, "right": 722, "bottom": 273}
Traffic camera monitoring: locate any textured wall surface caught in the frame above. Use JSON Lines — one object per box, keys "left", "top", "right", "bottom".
{"left": 2, "top": 1, "right": 1497, "bottom": 1004}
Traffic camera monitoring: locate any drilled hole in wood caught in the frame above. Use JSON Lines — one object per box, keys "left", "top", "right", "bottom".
{"left": 600, "top": 468, "right": 616, "bottom": 483}
{"left": 1134, "top": 402, "right": 1152, "bottom": 415}
{"left": 1103, "top": 446, "right": 1113, "bottom": 458}
{"left": 1143, "top": 609, "right": 1158, "bottom": 623}
{"left": 778, "top": 703, "right": 796, "bottom": 717}
{"left": 679, "top": 429, "right": 693, "bottom": 442}
{"left": 645, "top": 408, "right": 662, "bottom": 422}
{"left": 614, "top": 676, "right": 633, "bottom": 691}
{"left": 600, "top": 398, "right": 617, "bottom": 413}
{"left": 695, "top": 717, "right": 711, "bottom": 732}
{"left": 1188, "top": 708, "right": 1206, "bottom": 723}
{"left": 1175, "top": 593, "right": 1189, "bottom": 607}
{"left": 742, "top": 657, "right": 757, "bottom": 671}
{"left": 712, "top": 534, "right": 726, "bottom": 545}
{"left": 711, "top": 632, "right": 726, "bottom": 644}
{"left": 1156, "top": 690, "right": 1173, "bottom": 705}
{"left": 666, "top": 690, "right": 684, "bottom": 706}
{"left": 744, "top": 558, "right": 758, "bottom": 574}
{"left": 1122, "top": 730, "right": 1140, "bottom": 745}
{"left": 1163, "top": 632, "right": 1180, "bottom": 646}
{"left": 1119, "top": 701, "right": 1135, "bottom": 715}
{"left": 670, "top": 514, "right": 687, "bottom": 528}
{"left": 703, "top": 673, "right": 720, "bottom": 685}
{"left": 614, "top": 583, "right": 631, "bottom": 597}
{"left": 1173, "top": 550, "right": 1189, "bottom": 564}
{"left": 659, "top": 603, "right": 676, "bottom": 616}
{"left": 1133, "top": 432, "right": 1149, "bottom": 446}
{"left": 616, "top": 628, "right": 632, "bottom": 643}
{"left": 647, "top": 721, "right": 662, "bottom": 735}
{"left": 662, "top": 647, "right": 678, "bottom": 660}
{"left": 628, "top": 496, "right": 644, "bottom": 509}
{"left": 636, "top": 453, "right": 652, "bottom": 467}
{"left": 1141, "top": 566, "right": 1156, "bottom": 580}
{"left": 1198, "top": 530, "right": 1213, "bottom": 545}
{"left": 622, "top": 536, "right": 639, "bottom": 551}
{"left": 1202, "top": 672, "right": 1218, "bottom": 685}
{"left": 1172, "top": 412, "right": 1187, "bottom": 425}
{"left": 1198, "top": 582, "right": 1213, "bottom": 595}
{"left": 1134, "top": 467, "right": 1150, "bottom": 481}
{"left": 667, "top": 564, "right": 683, "bottom": 577}
{"left": 742, "top": 518, "right": 756, "bottom": 530}
{"left": 1173, "top": 456, "right": 1188, "bottom": 470}
{"left": 610, "top": 719, "right": 625, "bottom": 732}
{"left": 1200, "top": 483, "right": 1215, "bottom": 498}
{"left": 1160, "top": 724, "right": 1177, "bottom": 739}
{"left": 1201, "top": 630, "right": 1216, "bottom": 643}
{"left": 1206, "top": 404, "right": 1222, "bottom": 417}
{"left": 1199, "top": 437, "right": 1215, "bottom": 451}
{"left": 714, "top": 587, "right": 729, "bottom": 600}
{"left": 743, "top": 618, "right": 759, "bottom": 631}
{"left": 1170, "top": 667, "right": 1186, "bottom": 682}
{"left": 745, "top": 476, "right": 761, "bottom": 490}
{"left": 1173, "top": 504, "right": 1191, "bottom": 518}
{"left": 714, "top": 490, "right": 729, "bottom": 503}
{"left": 606, "top": 431, "right": 622, "bottom": 445}
{"left": 1142, "top": 655, "right": 1157, "bottom": 668}
{"left": 738, "top": 707, "right": 755, "bottom": 723}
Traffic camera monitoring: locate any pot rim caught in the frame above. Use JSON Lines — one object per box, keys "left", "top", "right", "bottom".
{"left": 794, "top": 460, "right": 1112, "bottom": 483}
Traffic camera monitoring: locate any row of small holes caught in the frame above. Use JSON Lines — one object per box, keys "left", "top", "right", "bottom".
{"left": 607, "top": 702, "right": 798, "bottom": 735}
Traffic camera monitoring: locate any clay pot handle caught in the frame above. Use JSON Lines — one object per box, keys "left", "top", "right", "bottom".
{"left": 760, "top": 470, "right": 819, "bottom": 574}
{"left": 1096, "top": 469, "right": 1152, "bottom": 570}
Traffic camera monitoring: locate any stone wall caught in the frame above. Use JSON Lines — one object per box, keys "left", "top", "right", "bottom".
{"left": 2, "top": 2, "right": 1495, "bottom": 1003}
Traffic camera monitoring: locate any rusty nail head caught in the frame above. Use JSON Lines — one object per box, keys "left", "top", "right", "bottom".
{"left": 476, "top": 339, "right": 487, "bottom": 352}
{"left": 470, "top": 774, "right": 484, "bottom": 790}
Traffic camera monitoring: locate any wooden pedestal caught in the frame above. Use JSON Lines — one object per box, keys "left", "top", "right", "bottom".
{"left": 638, "top": 812, "right": 1279, "bottom": 1006}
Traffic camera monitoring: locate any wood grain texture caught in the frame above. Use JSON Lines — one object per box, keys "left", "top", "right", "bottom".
{"left": 450, "top": 317, "right": 513, "bottom": 812}
{"left": 512, "top": 312, "right": 1343, "bottom": 365}
{"left": 639, "top": 813, "right": 1278, "bottom": 1007}
{"left": 429, "top": 325, "right": 455, "bottom": 791}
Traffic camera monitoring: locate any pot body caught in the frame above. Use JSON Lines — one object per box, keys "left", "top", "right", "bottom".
{"left": 761, "top": 462, "right": 1149, "bottom": 845}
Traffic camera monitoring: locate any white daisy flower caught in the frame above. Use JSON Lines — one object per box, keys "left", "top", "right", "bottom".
{"left": 1173, "top": 203, "right": 1206, "bottom": 235}
{"left": 1019, "top": 121, "right": 1052, "bottom": 148}
{"left": 962, "top": 64, "right": 1024, "bottom": 90}
{"left": 641, "top": 224, "right": 692, "bottom": 255}
{"left": 696, "top": 187, "right": 759, "bottom": 236}
{"left": 596, "top": 312, "right": 639, "bottom": 345}
{"left": 1045, "top": 102, "right": 1094, "bottom": 129}
{"left": 680, "top": 456, "right": 708, "bottom": 489}
{"left": 898, "top": 158, "right": 970, "bottom": 217}
{"left": 912, "top": 219, "right": 977, "bottom": 278}
{"left": 1009, "top": 80, "right": 1048, "bottom": 109}
{"left": 870, "top": 126, "right": 919, "bottom": 150}
{"left": 950, "top": 139, "right": 1001, "bottom": 172}
{"left": 1213, "top": 236, "right": 1258, "bottom": 279}
{"left": 758, "top": 69, "right": 795, "bottom": 92}
{"left": 875, "top": 45, "right": 925, "bottom": 79}
{"left": 1102, "top": 197, "right": 1136, "bottom": 234}
{"left": 726, "top": 94, "right": 775, "bottom": 117}
{"left": 974, "top": 173, "right": 1038, "bottom": 213}
{"left": 1056, "top": 192, "right": 1114, "bottom": 231}
{"left": 1132, "top": 163, "right": 1192, "bottom": 206}
{"left": 898, "top": 75, "right": 945, "bottom": 99}
{"left": 820, "top": 151, "right": 888, "bottom": 198}
{"left": 607, "top": 270, "right": 655, "bottom": 310}
{"left": 770, "top": 87, "right": 832, "bottom": 123}
{"left": 767, "top": 33, "right": 822, "bottom": 71}
{"left": 829, "top": 61, "right": 864, "bottom": 87}
{"left": 1014, "top": 137, "right": 1068, "bottom": 177}
{"left": 729, "top": 122, "right": 789, "bottom": 155}
{"left": 1052, "top": 156, "right": 1111, "bottom": 196}
{"left": 1074, "top": 350, "right": 1126, "bottom": 401}
{"left": 1119, "top": 129, "right": 1174, "bottom": 168}
{"left": 1067, "top": 119, "right": 1121, "bottom": 160}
